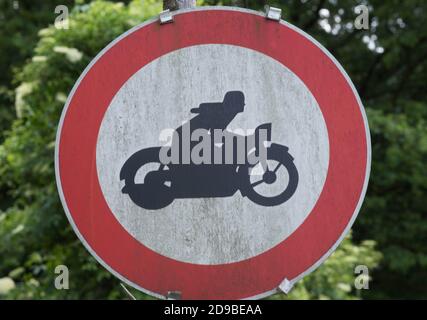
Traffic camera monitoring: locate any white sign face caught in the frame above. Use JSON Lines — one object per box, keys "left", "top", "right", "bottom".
{"left": 96, "top": 44, "right": 329, "bottom": 265}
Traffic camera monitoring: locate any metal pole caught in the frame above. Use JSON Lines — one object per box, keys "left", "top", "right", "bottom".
{"left": 163, "top": 0, "right": 196, "bottom": 11}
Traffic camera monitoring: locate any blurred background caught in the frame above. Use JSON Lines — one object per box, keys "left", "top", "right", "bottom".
{"left": 0, "top": 0, "right": 425, "bottom": 299}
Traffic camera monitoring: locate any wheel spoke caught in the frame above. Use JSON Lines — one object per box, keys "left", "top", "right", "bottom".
{"left": 251, "top": 179, "right": 264, "bottom": 187}
{"left": 273, "top": 162, "right": 282, "bottom": 173}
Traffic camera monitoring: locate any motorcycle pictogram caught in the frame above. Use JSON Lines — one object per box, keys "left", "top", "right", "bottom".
{"left": 120, "top": 91, "right": 299, "bottom": 209}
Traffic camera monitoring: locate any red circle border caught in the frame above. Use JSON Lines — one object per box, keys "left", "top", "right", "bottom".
{"left": 56, "top": 8, "right": 369, "bottom": 299}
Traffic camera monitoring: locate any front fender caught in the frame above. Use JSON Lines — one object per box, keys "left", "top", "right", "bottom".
{"left": 270, "top": 143, "right": 292, "bottom": 160}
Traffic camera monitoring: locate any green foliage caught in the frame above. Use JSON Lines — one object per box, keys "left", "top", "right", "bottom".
{"left": 359, "top": 107, "right": 427, "bottom": 298}
{"left": 0, "top": 0, "right": 426, "bottom": 299}
{"left": 0, "top": 0, "right": 75, "bottom": 141}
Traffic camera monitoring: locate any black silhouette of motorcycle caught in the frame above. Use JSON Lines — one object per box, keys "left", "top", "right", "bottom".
{"left": 120, "top": 91, "right": 298, "bottom": 210}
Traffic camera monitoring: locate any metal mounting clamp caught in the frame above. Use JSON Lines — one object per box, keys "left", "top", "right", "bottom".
{"left": 166, "top": 291, "right": 182, "bottom": 300}
{"left": 278, "top": 278, "right": 294, "bottom": 294}
{"left": 265, "top": 5, "right": 282, "bottom": 21}
{"left": 159, "top": 9, "right": 174, "bottom": 24}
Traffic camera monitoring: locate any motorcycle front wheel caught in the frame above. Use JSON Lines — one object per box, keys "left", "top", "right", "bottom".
{"left": 242, "top": 143, "right": 299, "bottom": 207}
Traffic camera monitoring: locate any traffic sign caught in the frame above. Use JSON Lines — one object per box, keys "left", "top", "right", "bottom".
{"left": 55, "top": 7, "right": 371, "bottom": 299}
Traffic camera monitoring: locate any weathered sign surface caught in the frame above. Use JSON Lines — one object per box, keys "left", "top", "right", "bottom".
{"left": 55, "top": 7, "right": 371, "bottom": 299}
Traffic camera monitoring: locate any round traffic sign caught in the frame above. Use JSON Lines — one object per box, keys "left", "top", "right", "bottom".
{"left": 55, "top": 7, "right": 370, "bottom": 299}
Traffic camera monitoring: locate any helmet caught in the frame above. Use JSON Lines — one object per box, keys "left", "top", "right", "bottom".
{"left": 223, "top": 91, "right": 245, "bottom": 112}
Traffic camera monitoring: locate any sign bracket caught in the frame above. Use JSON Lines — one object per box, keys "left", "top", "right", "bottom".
{"left": 159, "top": 9, "right": 174, "bottom": 24}
{"left": 166, "top": 291, "right": 182, "bottom": 300}
{"left": 265, "top": 5, "right": 282, "bottom": 21}
{"left": 278, "top": 278, "right": 294, "bottom": 294}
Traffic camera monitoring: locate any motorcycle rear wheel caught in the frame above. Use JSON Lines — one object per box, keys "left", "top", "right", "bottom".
{"left": 120, "top": 147, "right": 173, "bottom": 210}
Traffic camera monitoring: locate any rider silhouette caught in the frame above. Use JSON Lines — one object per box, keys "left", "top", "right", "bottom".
{"left": 172, "top": 91, "right": 246, "bottom": 164}
{"left": 188, "top": 91, "right": 245, "bottom": 131}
